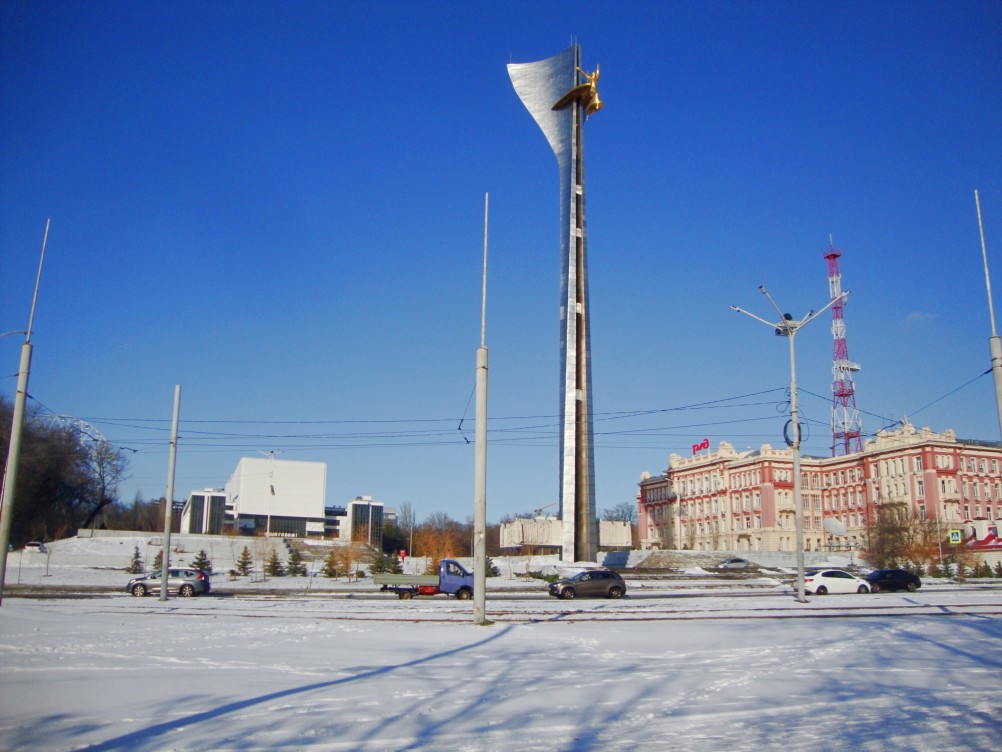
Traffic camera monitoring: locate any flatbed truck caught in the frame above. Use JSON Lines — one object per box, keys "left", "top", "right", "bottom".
{"left": 373, "top": 559, "right": 474, "bottom": 600}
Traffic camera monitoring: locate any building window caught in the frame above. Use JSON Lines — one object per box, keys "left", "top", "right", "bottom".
{"left": 916, "top": 480, "right": 924, "bottom": 497}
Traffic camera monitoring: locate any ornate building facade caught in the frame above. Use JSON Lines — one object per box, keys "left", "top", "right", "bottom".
{"left": 638, "top": 421, "right": 1002, "bottom": 554}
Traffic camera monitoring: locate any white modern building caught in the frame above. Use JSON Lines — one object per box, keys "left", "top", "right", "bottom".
{"left": 345, "top": 496, "right": 384, "bottom": 547}
{"left": 224, "top": 458, "right": 327, "bottom": 537}
{"left": 180, "top": 489, "right": 227, "bottom": 535}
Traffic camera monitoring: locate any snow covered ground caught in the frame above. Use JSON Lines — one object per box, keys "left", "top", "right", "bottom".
{"left": 1, "top": 537, "right": 1000, "bottom": 751}
{"left": 2, "top": 589, "right": 1000, "bottom": 752}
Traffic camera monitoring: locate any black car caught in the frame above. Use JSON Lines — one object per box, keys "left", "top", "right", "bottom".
{"left": 865, "top": 568, "right": 921, "bottom": 593}
{"left": 548, "top": 569, "right": 626, "bottom": 600}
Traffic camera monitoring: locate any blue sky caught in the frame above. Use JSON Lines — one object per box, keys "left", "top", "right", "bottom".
{"left": 2, "top": 1, "right": 1000, "bottom": 525}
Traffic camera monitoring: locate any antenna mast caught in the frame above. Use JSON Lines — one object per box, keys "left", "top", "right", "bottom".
{"left": 825, "top": 241, "right": 863, "bottom": 455}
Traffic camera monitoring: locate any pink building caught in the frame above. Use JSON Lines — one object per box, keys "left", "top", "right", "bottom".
{"left": 638, "top": 421, "right": 1002, "bottom": 555}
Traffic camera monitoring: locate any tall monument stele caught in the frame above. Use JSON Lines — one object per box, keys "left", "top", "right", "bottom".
{"left": 508, "top": 45, "right": 602, "bottom": 563}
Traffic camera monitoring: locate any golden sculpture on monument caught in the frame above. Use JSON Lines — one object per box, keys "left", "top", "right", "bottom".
{"left": 551, "top": 65, "right": 603, "bottom": 116}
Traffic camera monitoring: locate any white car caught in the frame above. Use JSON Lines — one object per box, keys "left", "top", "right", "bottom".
{"left": 803, "top": 569, "right": 870, "bottom": 595}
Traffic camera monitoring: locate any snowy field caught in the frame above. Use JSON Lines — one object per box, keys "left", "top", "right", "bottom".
{"left": 2, "top": 536, "right": 1000, "bottom": 751}
{"left": 2, "top": 585, "right": 1000, "bottom": 752}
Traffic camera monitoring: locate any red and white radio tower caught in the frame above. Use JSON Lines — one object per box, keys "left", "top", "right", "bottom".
{"left": 825, "top": 243, "right": 863, "bottom": 455}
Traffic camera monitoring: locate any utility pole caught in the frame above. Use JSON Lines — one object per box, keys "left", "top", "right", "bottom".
{"left": 975, "top": 190, "right": 1002, "bottom": 442}
{"left": 0, "top": 219, "right": 50, "bottom": 607}
{"left": 160, "top": 385, "right": 181, "bottom": 601}
{"left": 732, "top": 285, "right": 846, "bottom": 603}
{"left": 473, "top": 193, "right": 489, "bottom": 625}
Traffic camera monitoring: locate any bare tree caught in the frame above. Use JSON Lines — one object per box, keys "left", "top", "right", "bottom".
{"left": 865, "top": 504, "right": 942, "bottom": 569}
{"left": 397, "top": 502, "right": 416, "bottom": 539}
{"left": 601, "top": 501, "right": 638, "bottom": 525}
{"left": 2, "top": 398, "right": 135, "bottom": 545}
{"left": 415, "top": 511, "right": 467, "bottom": 566}
{"left": 79, "top": 440, "right": 128, "bottom": 528}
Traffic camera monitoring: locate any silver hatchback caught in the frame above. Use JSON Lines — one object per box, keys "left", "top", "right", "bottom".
{"left": 127, "top": 568, "right": 211, "bottom": 597}
{"left": 548, "top": 569, "right": 626, "bottom": 600}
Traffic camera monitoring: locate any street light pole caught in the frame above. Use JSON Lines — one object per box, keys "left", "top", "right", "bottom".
{"left": 974, "top": 190, "right": 1002, "bottom": 442}
{"left": 0, "top": 219, "right": 50, "bottom": 607}
{"left": 160, "top": 385, "right": 181, "bottom": 601}
{"left": 257, "top": 449, "right": 281, "bottom": 535}
{"left": 732, "top": 285, "right": 847, "bottom": 603}
{"left": 473, "top": 193, "right": 489, "bottom": 625}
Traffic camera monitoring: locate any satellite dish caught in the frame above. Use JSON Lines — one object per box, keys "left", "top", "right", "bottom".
{"left": 823, "top": 518, "right": 848, "bottom": 537}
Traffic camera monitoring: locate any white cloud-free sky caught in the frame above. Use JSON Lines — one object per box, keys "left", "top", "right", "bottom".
{"left": 2, "top": 2, "right": 1000, "bottom": 523}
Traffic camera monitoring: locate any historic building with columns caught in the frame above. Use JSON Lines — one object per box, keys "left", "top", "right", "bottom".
{"left": 638, "top": 421, "right": 1002, "bottom": 555}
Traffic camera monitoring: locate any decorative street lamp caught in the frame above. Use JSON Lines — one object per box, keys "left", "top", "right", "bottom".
{"left": 732, "top": 285, "right": 847, "bottom": 602}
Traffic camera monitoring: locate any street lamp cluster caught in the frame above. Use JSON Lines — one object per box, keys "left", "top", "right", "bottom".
{"left": 732, "top": 286, "right": 848, "bottom": 603}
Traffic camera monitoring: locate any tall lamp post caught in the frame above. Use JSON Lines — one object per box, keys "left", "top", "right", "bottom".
{"left": 732, "top": 285, "right": 847, "bottom": 603}
{"left": 257, "top": 449, "right": 281, "bottom": 535}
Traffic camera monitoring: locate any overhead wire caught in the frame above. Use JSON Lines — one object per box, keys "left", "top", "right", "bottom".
{"left": 798, "top": 367, "right": 991, "bottom": 441}
{"left": 18, "top": 373, "right": 990, "bottom": 458}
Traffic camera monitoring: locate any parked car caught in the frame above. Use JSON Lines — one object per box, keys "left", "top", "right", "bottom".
{"left": 865, "top": 568, "right": 921, "bottom": 593}
{"left": 22, "top": 541, "right": 47, "bottom": 553}
{"left": 548, "top": 569, "right": 626, "bottom": 600}
{"left": 803, "top": 569, "right": 870, "bottom": 595}
{"left": 127, "top": 568, "right": 211, "bottom": 597}
{"left": 718, "top": 557, "right": 749, "bottom": 569}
